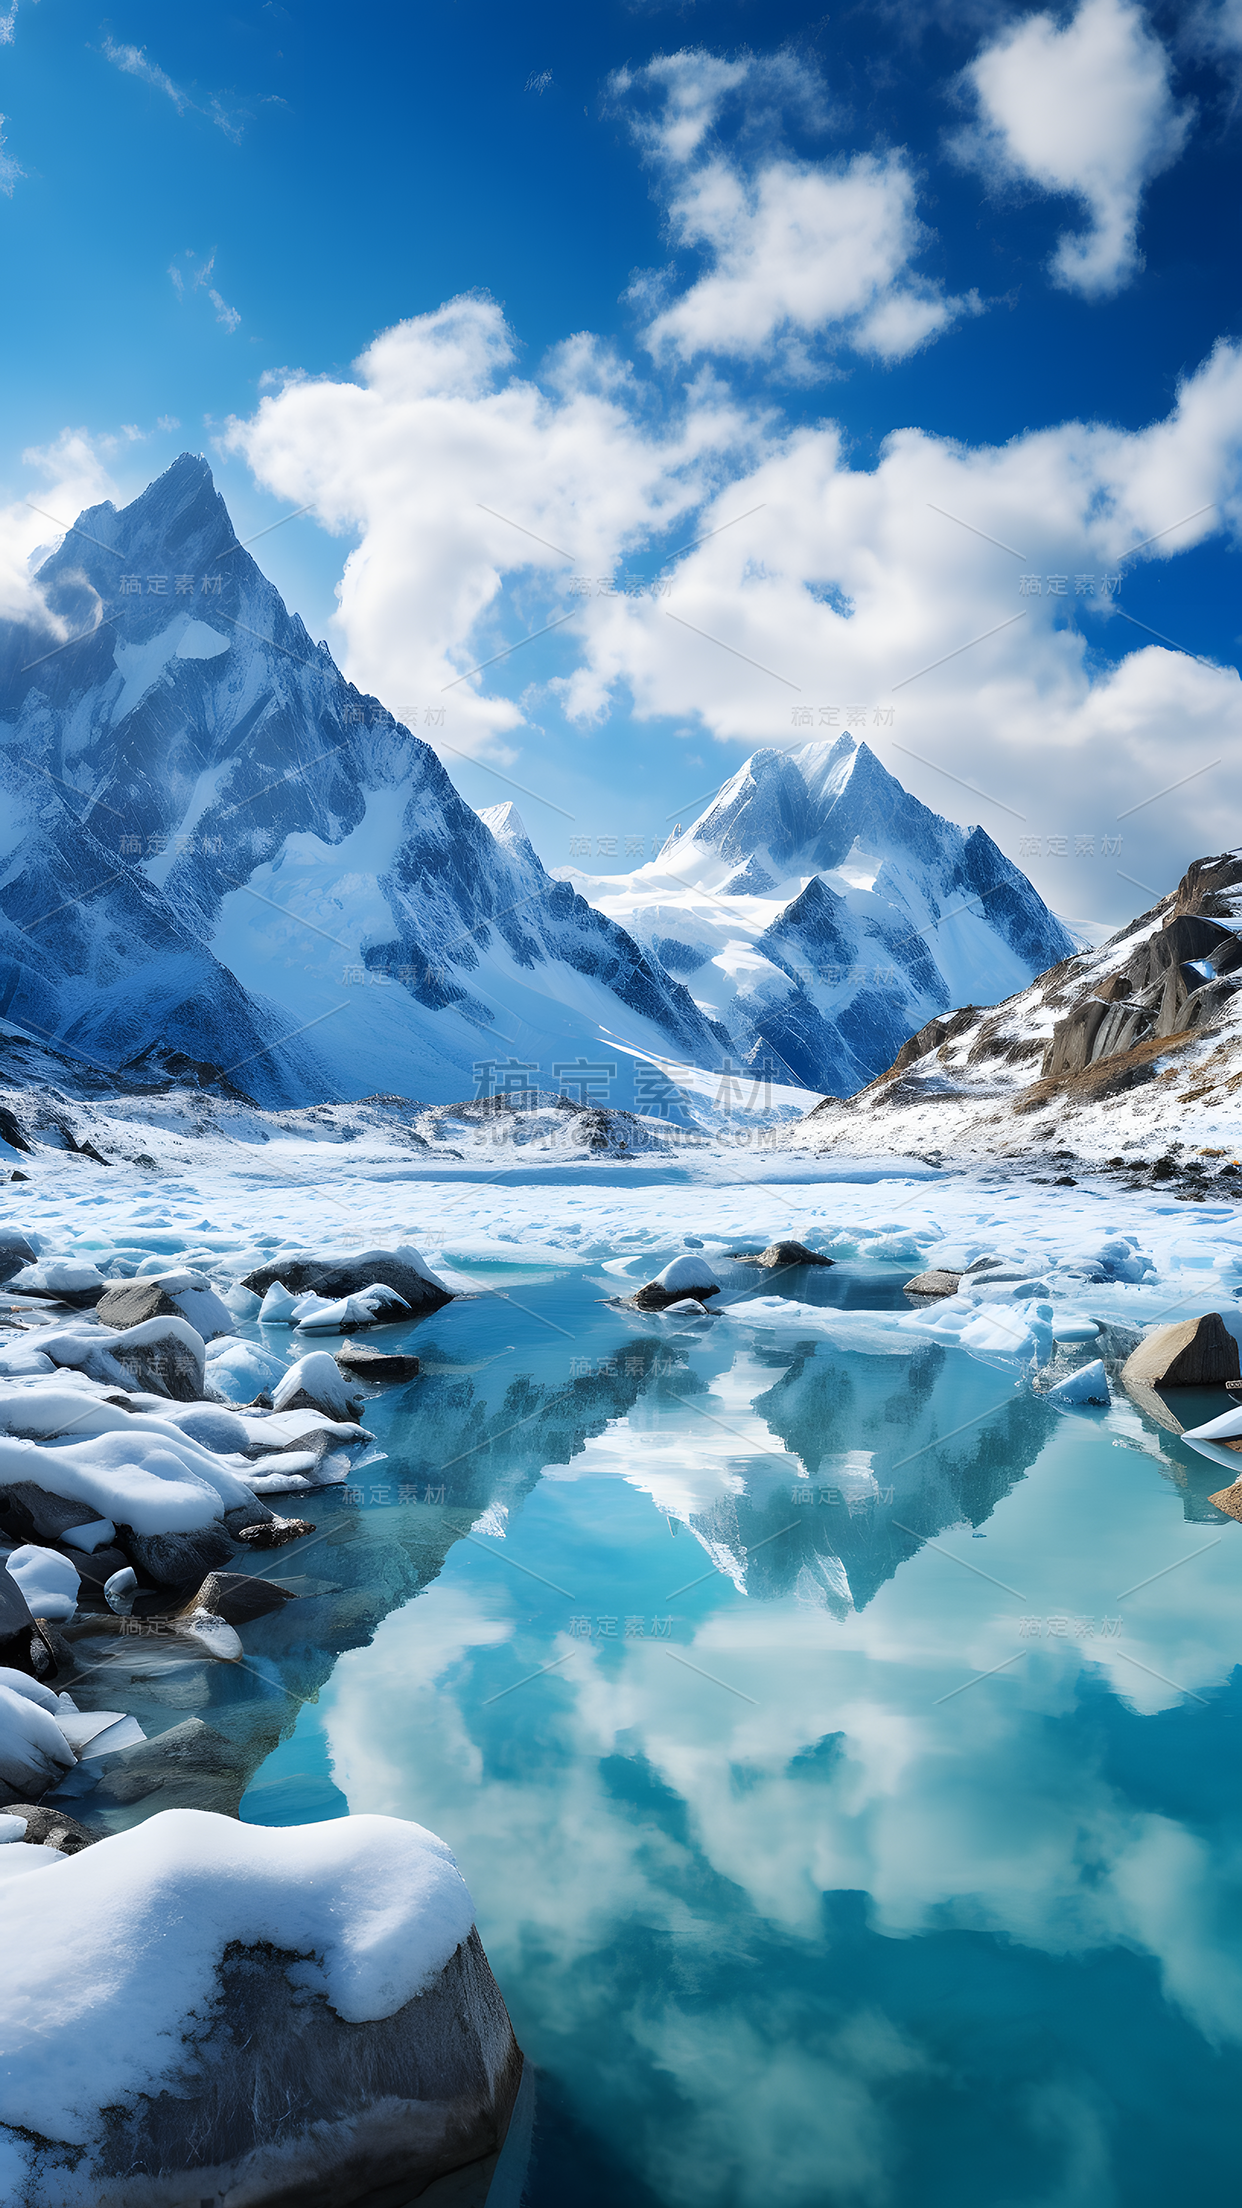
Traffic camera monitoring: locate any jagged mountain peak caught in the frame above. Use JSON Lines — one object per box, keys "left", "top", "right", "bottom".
{"left": 0, "top": 465, "right": 733, "bottom": 1108}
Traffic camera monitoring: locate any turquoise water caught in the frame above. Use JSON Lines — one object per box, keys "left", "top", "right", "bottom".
{"left": 235, "top": 1256, "right": 1242, "bottom": 2206}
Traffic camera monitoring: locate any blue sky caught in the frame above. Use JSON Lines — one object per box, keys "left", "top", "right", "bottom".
{"left": 3, "top": 0, "right": 1242, "bottom": 927}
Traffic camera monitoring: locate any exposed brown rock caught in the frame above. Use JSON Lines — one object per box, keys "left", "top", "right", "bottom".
{"left": 337, "top": 1339, "right": 421, "bottom": 1377}
{"left": 1208, "top": 1480, "right": 1242, "bottom": 1519}
{"left": 1121, "top": 1312, "right": 1241, "bottom": 1388}
{"left": 732, "top": 1240, "right": 833, "bottom": 1269}
{"left": 902, "top": 1269, "right": 962, "bottom": 1298}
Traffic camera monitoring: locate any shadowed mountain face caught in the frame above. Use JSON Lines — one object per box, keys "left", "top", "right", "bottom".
{"left": 0, "top": 458, "right": 728, "bottom": 1106}
{"left": 564, "top": 736, "right": 1075, "bottom": 1097}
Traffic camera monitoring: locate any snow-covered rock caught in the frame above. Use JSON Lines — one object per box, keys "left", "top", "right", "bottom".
{"left": 0, "top": 1808, "right": 523, "bottom": 2207}
{"left": 273, "top": 1352, "right": 364, "bottom": 1420}
{"left": 30, "top": 1313, "right": 208, "bottom": 1400}
{"left": 7, "top": 1260, "right": 106, "bottom": 1308}
{"left": 293, "top": 1284, "right": 411, "bottom": 1333}
{"left": 95, "top": 1270, "right": 234, "bottom": 1341}
{"left": 4, "top": 1545, "right": 79, "bottom": 1622}
{"left": 243, "top": 1247, "right": 450, "bottom": 1317}
{"left": 632, "top": 1253, "right": 722, "bottom": 1309}
{"left": 0, "top": 1681, "right": 76, "bottom": 1797}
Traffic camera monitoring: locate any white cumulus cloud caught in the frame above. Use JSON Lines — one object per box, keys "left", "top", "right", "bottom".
{"left": 615, "top": 49, "right": 976, "bottom": 372}
{"left": 954, "top": 0, "right": 1191, "bottom": 297}
{"left": 226, "top": 297, "right": 1242, "bottom": 923}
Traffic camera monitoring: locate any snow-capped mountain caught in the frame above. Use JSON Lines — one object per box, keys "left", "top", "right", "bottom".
{"left": 564, "top": 737, "right": 1075, "bottom": 1095}
{"left": 1, "top": 456, "right": 1070, "bottom": 1111}
{"left": 0, "top": 457, "right": 728, "bottom": 1106}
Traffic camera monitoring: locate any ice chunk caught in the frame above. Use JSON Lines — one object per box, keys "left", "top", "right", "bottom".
{"left": 259, "top": 1282, "right": 301, "bottom": 1324}
{"left": 1044, "top": 1360, "right": 1110, "bottom": 1405}
{"left": 1181, "top": 1404, "right": 1242, "bottom": 1442}
{"left": 9, "top": 1259, "right": 105, "bottom": 1297}
{"left": 1051, "top": 1316, "right": 1101, "bottom": 1343}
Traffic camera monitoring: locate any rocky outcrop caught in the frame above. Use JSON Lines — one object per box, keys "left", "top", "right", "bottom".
{"left": 120, "top": 1520, "right": 238, "bottom": 1588}
{"left": 242, "top": 1246, "right": 452, "bottom": 1316}
{"left": 1121, "top": 1312, "right": 1241, "bottom": 1387}
{"left": 732, "top": 1240, "right": 834, "bottom": 1270}
{"left": 336, "top": 1340, "right": 420, "bottom": 1378}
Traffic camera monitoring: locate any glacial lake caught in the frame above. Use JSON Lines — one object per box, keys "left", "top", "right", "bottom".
{"left": 77, "top": 1243, "right": 1242, "bottom": 2205}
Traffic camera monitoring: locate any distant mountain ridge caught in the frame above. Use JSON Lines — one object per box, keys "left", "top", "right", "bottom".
{"left": 565, "top": 735, "right": 1075, "bottom": 1095}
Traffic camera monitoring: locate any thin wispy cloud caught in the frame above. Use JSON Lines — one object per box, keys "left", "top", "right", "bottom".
{"left": 0, "top": 7, "right": 18, "bottom": 48}
{"left": 0, "top": 113, "right": 21, "bottom": 196}
{"left": 102, "top": 37, "right": 190, "bottom": 114}
{"left": 169, "top": 248, "right": 242, "bottom": 332}
{"left": 100, "top": 37, "right": 250, "bottom": 142}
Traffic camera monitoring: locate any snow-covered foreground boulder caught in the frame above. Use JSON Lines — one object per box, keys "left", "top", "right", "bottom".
{"left": 242, "top": 1246, "right": 452, "bottom": 1318}
{"left": 0, "top": 1809, "right": 523, "bottom": 2208}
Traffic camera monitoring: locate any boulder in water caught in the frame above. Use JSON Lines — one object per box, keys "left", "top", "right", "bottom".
{"left": 0, "top": 1808, "right": 524, "bottom": 2207}
{"left": 1122, "top": 1312, "right": 1241, "bottom": 1387}
{"left": 631, "top": 1254, "right": 721, "bottom": 1310}
{"left": 242, "top": 1245, "right": 452, "bottom": 1316}
{"left": 903, "top": 1269, "right": 962, "bottom": 1298}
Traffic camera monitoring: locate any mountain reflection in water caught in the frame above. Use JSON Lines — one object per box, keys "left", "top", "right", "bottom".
{"left": 57, "top": 1262, "right": 1241, "bottom": 2205}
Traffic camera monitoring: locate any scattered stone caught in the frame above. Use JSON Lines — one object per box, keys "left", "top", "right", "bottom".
{"left": 174, "top": 1571, "right": 297, "bottom": 1628}
{"left": 0, "top": 1107, "right": 32, "bottom": 1156}
{"left": 0, "top": 1802, "right": 96, "bottom": 1852}
{"left": 903, "top": 1269, "right": 962, "bottom": 1298}
{"left": 0, "top": 1481, "right": 111, "bottom": 1548}
{"left": 119, "top": 1521, "right": 238, "bottom": 1588}
{"left": 1121, "top": 1312, "right": 1241, "bottom": 1387}
{"left": 234, "top": 1517, "right": 316, "bottom": 1548}
{"left": 9, "top": 1171, "right": 29, "bottom": 1182}
{"left": 84, "top": 1716, "right": 254, "bottom": 1814}
{"left": 732, "top": 1240, "right": 834, "bottom": 1269}
{"left": 0, "top": 1564, "right": 59, "bottom": 1679}
{"left": 0, "top": 1229, "right": 37, "bottom": 1282}
{"left": 241, "top": 1246, "right": 452, "bottom": 1315}
{"left": 336, "top": 1339, "right": 420, "bottom": 1379}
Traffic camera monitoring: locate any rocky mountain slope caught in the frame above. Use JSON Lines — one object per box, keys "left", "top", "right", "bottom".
{"left": 788, "top": 853, "right": 1242, "bottom": 1168}
{"left": 565, "top": 734, "right": 1074, "bottom": 1096}
{"left": 0, "top": 458, "right": 729, "bottom": 1108}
